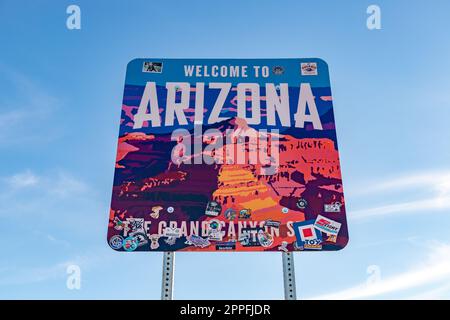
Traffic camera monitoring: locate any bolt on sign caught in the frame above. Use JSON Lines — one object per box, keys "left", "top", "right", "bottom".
{"left": 107, "top": 58, "right": 349, "bottom": 252}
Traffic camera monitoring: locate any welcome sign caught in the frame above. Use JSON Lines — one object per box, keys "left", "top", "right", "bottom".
{"left": 107, "top": 58, "right": 349, "bottom": 252}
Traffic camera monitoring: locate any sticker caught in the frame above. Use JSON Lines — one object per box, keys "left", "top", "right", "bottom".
{"left": 150, "top": 205, "right": 163, "bottom": 219}
{"left": 122, "top": 236, "right": 139, "bottom": 252}
{"left": 324, "top": 202, "right": 342, "bottom": 213}
{"left": 215, "top": 241, "right": 236, "bottom": 251}
{"left": 130, "top": 231, "right": 148, "bottom": 247}
{"left": 142, "top": 61, "right": 163, "bottom": 73}
{"left": 296, "top": 198, "right": 308, "bottom": 209}
{"left": 113, "top": 217, "right": 127, "bottom": 231}
{"left": 314, "top": 214, "right": 342, "bottom": 236}
{"left": 208, "top": 219, "right": 221, "bottom": 230}
{"left": 257, "top": 229, "right": 274, "bottom": 248}
{"left": 109, "top": 235, "right": 124, "bottom": 250}
{"left": 207, "top": 219, "right": 225, "bottom": 241}
{"left": 325, "top": 234, "right": 338, "bottom": 243}
{"left": 303, "top": 239, "right": 322, "bottom": 250}
{"left": 238, "top": 209, "right": 252, "bottom": 219}
{"left": 148, "top": 234, "right": 160, "bottom": 250}
{"left": 264, "top": 219, "right": 281, "bottom": 228}
{"left": 164, "top": 236, "right": 177, "bottom": 246}
{"left": 301, "top": 62, "right": 318, "bottom": 76}
{"left": 278, "top": 241, "right": 289, "bottom": 252}
{"left": 167, "top": 206, "right": 174, "bottom": 213}
{"left": 293, "top": 220, "right": 322, "bottom": 250}
{"left": 239, "top": 227, "right": 263, "bottom": 247}
{"left": 127, "top": 218, "right": 145, "bottom": 233}
{"left": 185, "top": 235, "right": 211, "bottom": 248}
{"left": 205, "top": 201, "right": 222, "bottom": 217}
{"left": 224, "top": 208, "right": 236, "bottom": 221}
{"left": 163, "top": 227, "right": 181, "bottom": 238}
{"left": 208, "top": 231, "right": 224, "bottom": 241}
{"left": 272, "top": 66, "right": 284, "bottom": 75}
{"left": 293, "top": 241, "right": 303, "bottom": 251}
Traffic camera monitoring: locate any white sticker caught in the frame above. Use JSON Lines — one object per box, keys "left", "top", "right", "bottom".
{"left": 301, "top": 62, "right": 318, "bottom": 76}
{"left": 314, "top": 214, "right": 342, "bottom": 236}
{"left": 163, "top": 227, "right": 181, "bottom": 238}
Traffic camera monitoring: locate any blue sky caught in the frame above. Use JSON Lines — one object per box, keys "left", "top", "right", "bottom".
{"left": 1, "top": 0, "right": 450, "bottom": 299}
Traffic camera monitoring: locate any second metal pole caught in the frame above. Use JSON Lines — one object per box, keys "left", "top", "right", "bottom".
{"left": 161, "top": 252, "right": 175, "bottom": 300}
{"left": 282, "top": 252, "right": 297, "bottom": 300}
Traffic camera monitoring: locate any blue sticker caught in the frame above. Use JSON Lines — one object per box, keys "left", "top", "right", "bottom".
{"left": 239, "top": 209, "right": 251, "bottom": 219}
{"left": 224, "top": 208, "right": 236, "bottom": 220}
{"left": 109, "top": 235, "right": 124, "bottom": 250}
{"left": 293, "top": 220, "right": 322, "bottom": 250}
{"left": 239, "top": 227, "right": 263, "bottom": 247}
{"left": 122, "top": 236, "right": 139, "bottom": 251}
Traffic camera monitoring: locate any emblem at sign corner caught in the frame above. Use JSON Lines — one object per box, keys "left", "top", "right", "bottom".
{"left": 109, "top": 235, "right": 124, "bottom": 250}
{"left": 108, "top": 58, "right": 348, "bottom": 252}
{"left": 142, "top": 61, "right": 163, "bottom": 73}
{"left": 301, "top": 62, "right": 318, "bottom": 76}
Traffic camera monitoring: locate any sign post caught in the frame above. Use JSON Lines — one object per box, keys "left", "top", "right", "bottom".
{"left": 161, "top": 252, "right": 175, "bottom": 300}
{"left": 282, "top": 252, "right": 297, "bottom": 300}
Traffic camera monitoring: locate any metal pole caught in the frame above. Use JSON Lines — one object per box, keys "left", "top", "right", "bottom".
{"left": 282, "top": 252, "right": 297, "bottom": 300}
{"left": 161, "top": 252, "right": 175, "bottom": 300}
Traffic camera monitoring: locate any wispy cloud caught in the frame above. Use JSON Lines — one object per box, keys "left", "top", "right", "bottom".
{"left": 0, "top": 64, "right": 60, "bottom": 146}
{"left": 408, "top": 283, "right": 450, "bottom": 300}
{"left": 351, "top": 170, "right": 450, "bottom": 221}
{"left": 49, "top": 172, "right": 89, "bottom": 197}
{"left": 0, "top": 169, "right": 90, "bottom": 216}
{"left": 352, "top": 197, "right": 450, "bottom": 220}
{"left": 308, "top": 241, "right": 450, "bottom": 300}
{"left": 0, "top": 169, "right": 107, "bottom": 290}
{"left": 0, "top": 261, "right": 73, "bottom": 286}
{"left": 1, "top": 169, "right": 88, "bottom": 193}
{"left": 351, "top": 171, "right": 450, "bottom": 197}
{"left": 5, "top": 170, "right": 39, "bottom": 188}
{"left": 0, "top": 246, "right": 116, "bottom": 287}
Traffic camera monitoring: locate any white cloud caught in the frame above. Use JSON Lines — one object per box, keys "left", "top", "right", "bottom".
{"left": 408, "top": 283, "right": 450, "bottom": 300}
{"left": 0, "top": 253, "right": 91, "bottom": 286}
{"left": 1, "top": 170, "right": 88, "bottom": 195}
{"left": 352, "top": 197, "right": 450, "bottom": 220}
{"left": 0, "top": 247, "right": 114, "bottom": 287}
{"left": 351, "top": 170, "right": 450, "bottom": 221}
{"left": 0, "top": 259, "right": 78, "bottom": 286}
{"left": 6, "top": 170, "right": 39, "bottom": 188}
{"left": 0, "top": 170, "right": 90, "bottom": 217}
{"left": 49, "top": 172, "right": 89, "bottom": 197}
{"left": 351, "top": 171, "right": 450, "bottom": 196}
{"left": 308, "top": 242, "right": 450, "bottom": 300}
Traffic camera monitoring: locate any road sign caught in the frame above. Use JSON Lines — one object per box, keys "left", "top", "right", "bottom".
{"left": 107, "top": 58, "right": 349, "bottom": 252}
